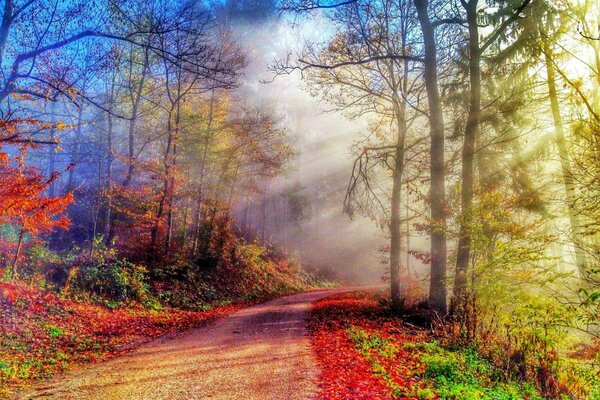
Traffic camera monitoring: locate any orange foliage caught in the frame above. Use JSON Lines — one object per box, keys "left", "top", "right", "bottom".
{"left": 0, "top": 150, "right": 72, "bottom": 236}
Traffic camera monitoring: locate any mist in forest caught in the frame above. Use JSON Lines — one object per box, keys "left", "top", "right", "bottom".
{"left": 222, "top": 7, "right": 399, "bottom": 283}
{"left": 1, "top": 0, "right": 600, "bottom": 396}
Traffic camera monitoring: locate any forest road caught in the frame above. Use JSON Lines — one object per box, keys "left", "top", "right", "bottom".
{"left": 19, "top": 288, "right": 354, "bottom": 400}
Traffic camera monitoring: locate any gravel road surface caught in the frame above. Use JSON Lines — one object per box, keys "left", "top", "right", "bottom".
{"left": 19, "top": 289, "right": 348, "bottom": 400}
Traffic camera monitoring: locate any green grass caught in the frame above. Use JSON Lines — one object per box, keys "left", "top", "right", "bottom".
{"left": 348, "top": 326, "right": 399, "bottom": 359}
{"left": 409, "top": 341, "right": 544, "bottom": 400}
{"left": 46, "top": 325, "right": 63, "bottom": 338}
{"left": 347, "top": 326, "right": 411, "bottom": 398}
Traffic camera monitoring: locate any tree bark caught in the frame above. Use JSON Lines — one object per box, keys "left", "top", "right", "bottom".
{"left": 414, "top": 0, "right": 447, "bottom": 313}
{"left": 453, "top": 0, "right": 481, "bottom": 311}
{"left": 123, "top": 47, "right": 149, "bottom": 188}
{"left": 150, "top": 107, "right": 174, "bottom": 255}
{"left": 104, "top": 70, "right": 117, "bottom": 245}
{"left": 166, "top": 100, "right": 181, "bottom": 250}
{"left": 389, "top": 58, "right": 409, "bottom": 310}
{"left": 67, "top": 105, "right": 84, "bottom": 192}
{"left": 11, "top": 229, "right": 24, "bottom": 279}
{"left": 192, "top": 90, "right": 216, "bottom": 254}
{"left": 541, "top": 31, "right": 588, "bottom": 277}
{"left": 0, "top": 0, "right": 13, "bottom": 66}
{"left": 48, "top": 102, "right": 57, "bottom": 197}
{"left": 105, "top": 105, "right": 114, "bottom": 241}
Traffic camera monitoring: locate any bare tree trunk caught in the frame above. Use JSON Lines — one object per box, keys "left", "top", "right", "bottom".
{"left": 103, "top": 69, "right": 117, "bottom": 245}
{"left": 541, "top": 31, "right": 588, "bottom": 276}
{"left": 241, "top": 204, "right": 249, "bottom": 237}
{"left": 406, "top": 181, "right": 411, "bottom": 275}
{"left": 151, "top": 108, "right": 174, "bottom": 255}
{"left": 106, "top": 50, "right": 148, "bottom": 245}
{"left": 414, "top": 0, "right": 447, "bottom": 313}
{"left": 0, "top": 0, "right": 13, "bottom": 65}
{"left": 390, "top": 129, "right": 405, "bottom": 308}
{"left": 389, "top": 56, "right": 409, "bottom": 310}
{"left": 11, "top": 229, "right": 24, "bottom": 279}
{"left": 454, "top": 0, "right": 481, "bottom": 312}
{"left": 67, "top": 105, "right": 84, "bottom": 192}
{"left": 166, "top": 100, "right": 181, "bottom": 250}
{"left": 105, "top": 108, "right": 114, "bottom": 241}
{"left": 123, "top": 47, "right": 149, "bottom": 188}
{"left": 227, "top": 157, "right": 242, "bottom": 209}
{"left": 261, "top": 197, "right": 267, "bottom": 242}
{"left": 192, "top": 90, "right": 216, "bottom": 254}
{"left": 48, "top": 102, "right": 57, "bottom": 197}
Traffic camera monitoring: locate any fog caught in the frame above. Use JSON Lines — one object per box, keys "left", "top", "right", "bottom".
{"left": 224, "top": 9, "right": 412, "bottom": 284}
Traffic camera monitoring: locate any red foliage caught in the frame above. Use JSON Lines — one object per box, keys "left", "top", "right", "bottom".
{"left": 0, "top": 151, "right": 72, "bottom": 235}
{"left": 309, "top": 291, "right": 430, "bottom": 400}
{"left": 0, "top": 282, "right": 243, "bottom": 397}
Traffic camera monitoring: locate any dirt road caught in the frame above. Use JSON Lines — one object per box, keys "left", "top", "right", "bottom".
{"left": 20, "top": 289, "right": 348, "bottom": 400}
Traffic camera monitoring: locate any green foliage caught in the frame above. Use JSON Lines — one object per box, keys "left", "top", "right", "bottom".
{"left": 26, "top": 245, "right": 62, "bottom": 266}
{"left": 347, "top": 326, "right": 405, "bottom": 395}
{"left": 558, "top": 359, "right": 600, "bottom": 400}
{"left": 76, "top": 255, "right": 150, "bottom": 306}
{"left": 451, "top": 187, "right": 585, "bottom": 395}
{"left": 46, "top": 325, "right": 63, "bottom": 339}
{"left": 348, "top": 326, "right": 399, "bottom": 360}
{"left": 574, "top": 272, "right": 600, "bottom": 334}
{"left": 80, "top": 259, "right": 149, "bottom": 303}
{"left": 417, "top": 388, "right": 436, "bottom": 399}
{"left": 411, "top": 341, "right": 544, "bottom": 400}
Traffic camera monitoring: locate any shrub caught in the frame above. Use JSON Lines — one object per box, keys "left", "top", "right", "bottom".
{"left": 76, "top": 258, "right": 150, "bottom": 305}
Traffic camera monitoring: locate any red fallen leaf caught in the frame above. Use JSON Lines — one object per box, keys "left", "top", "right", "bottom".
{"left": 308, "top": 292, "right": 434, "bottom": 400}
{"left": 0, "top": 281, "right": 245, "bottom": 397}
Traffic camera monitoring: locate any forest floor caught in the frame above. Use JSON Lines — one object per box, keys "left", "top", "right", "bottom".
{"left": 6, "top": 287, "right": 583, "bottom": 400}
{"left": 310, "top": 291, "right": 557, "bottom": 400}
{"left": 0, "top": 281, "right": 248, "bottom": 399}
{"left": 15, "top": 288, "right": 350, "bottom": 400}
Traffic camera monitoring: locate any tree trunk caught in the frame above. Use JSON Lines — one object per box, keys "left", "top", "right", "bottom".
{"left": 123, "top": 47, "right": 148, "bottom": 188}
{"left": 0, "top": 0, "right": 13, "bottom": 66}
{"left": 67, "top": 105, "right": 84, "bottom": 192}
{"left": 390, "top": 127, "right": 405, "bottom": 309}
{"left": 454, "top": 0, "right": 481, "bottom": 312}
{"left": 414, "top": 0, "right": 447, "bottom": 313}
{"left": 389, "top": 56, "right": 409, "bottom": 310}
{"left": 542, "top": 32, "right": 588, "bottom": 277}
{"left": 241, "top": 204, "right": 249, "bottom": 237}
{"left": 192, "top": 90, "right": 216, "bottom": 254}
{"left": 227, "top": 156, "right": 242, "bottom": 209}
{"left": 48, "top": 102, "right": 57, "bottom": 197}
{"left": 406, "top": 180, "right": 411, "bottom": 275}
{"left": 151, "top": 106, "right": 175, "bottom": 255}
{"left": 104, "top": 106, "right": 114, "bottom": 241}
{"left": 11, "top": 230, "right": 24, "bottom": 279}
{"left": 166, "top": 100, "right": 181, "bottom": 250}
{"left": 106, "top": 50, "right": 148, "bottom": 245}
{"left": 104, "top": 70, "right": 117, "bottom": 245}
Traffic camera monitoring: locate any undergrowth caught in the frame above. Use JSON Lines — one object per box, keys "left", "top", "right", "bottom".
{"left": 0, "top": 221, "right": 329, "bottom": 399}
{"left": 310, "top": 291, "right": 600, "bottom": 400}
{"left": 407, "top": 341, "right": 545, "bottom": 399}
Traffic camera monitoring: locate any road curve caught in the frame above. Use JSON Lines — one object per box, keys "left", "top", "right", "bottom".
{"left": 19, "top": 289, "right": 349, "bottom": 400}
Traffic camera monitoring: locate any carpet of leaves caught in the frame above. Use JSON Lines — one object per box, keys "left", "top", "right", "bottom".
{"left": 0, "top": 282, "right": 242, "bottom": 399}
{"left": 309, "top": 291, "right": 431, "bottom": 400}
